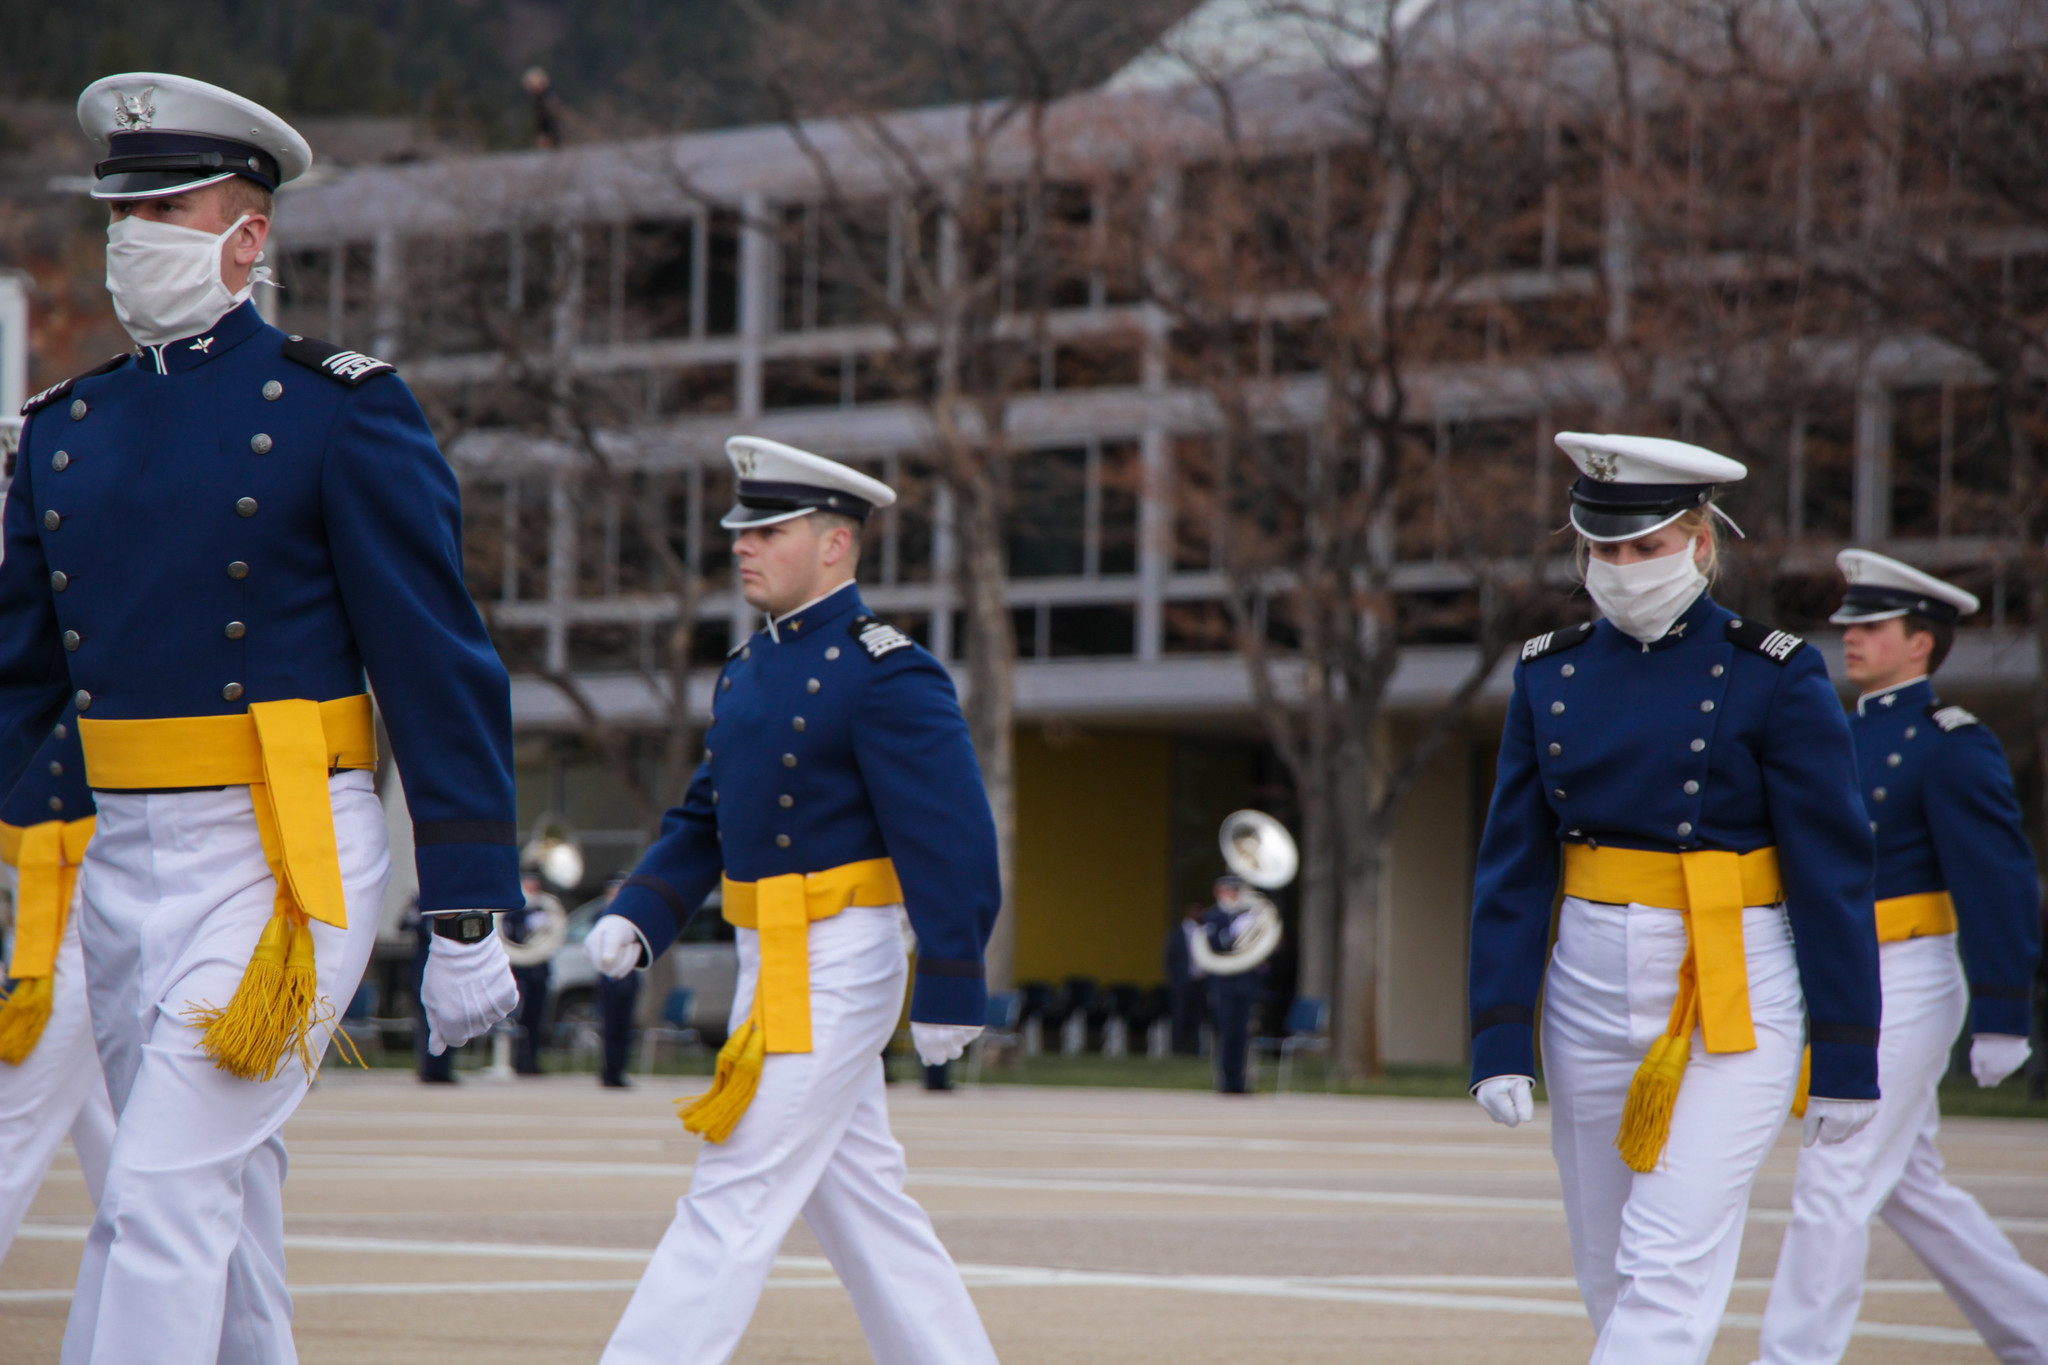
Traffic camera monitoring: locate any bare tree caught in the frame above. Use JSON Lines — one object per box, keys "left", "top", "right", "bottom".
{"left": 1130, "top": 6, "right": 1569, "bottom": 1075}
{"left": 738, "top": 0, "right": 1185, "bottom": 987}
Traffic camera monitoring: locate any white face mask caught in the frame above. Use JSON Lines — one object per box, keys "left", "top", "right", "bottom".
{"left": 1584, "top": 538, "right": 1708, "bottom": 644}
{"left": 105, "top": 213, "right": 268, "bottom": 348}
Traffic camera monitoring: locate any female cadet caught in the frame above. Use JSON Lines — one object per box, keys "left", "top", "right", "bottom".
{"left": 1466, "top": 433, "right": 1884, "bottom": 1365}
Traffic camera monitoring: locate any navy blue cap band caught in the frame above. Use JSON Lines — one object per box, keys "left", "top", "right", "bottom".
{"left": 96, "top": 130, "right": 280, "bottom": 191}
{"left": 735, "top": 479, "right": 875, "bottom": 521}
{"left": 1837, "top": 583, "right": 1961, "bottom": 623}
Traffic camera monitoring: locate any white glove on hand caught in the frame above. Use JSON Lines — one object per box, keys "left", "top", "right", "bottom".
{"left": 1971, "top": 1033, "right": 2032, "bottom": 1089}
{"left": 912, "top": 1023, "right": 982, "bottom": 1067}
{"left": 1474, "top": 1075, "right": 1535, "bottom": 1128}
{"left": 1801, "top": 1097, "right": 1877, "bottom": 1147}
{"left": 584, "top": 915, "right": 648, "bottom": 979}
{"left": 421, "top": 926, "right": 519, "bottom": 1057}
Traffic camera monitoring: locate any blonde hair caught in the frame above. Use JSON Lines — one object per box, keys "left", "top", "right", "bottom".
{"left": 1576, "top": 504, "right": 1721, "bottom": 582}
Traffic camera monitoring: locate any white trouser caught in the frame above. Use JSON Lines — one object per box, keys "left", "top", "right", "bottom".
{"left": 63, "top": 773, "right": 389, "bottom": 1365}
{"left": 1759, "top": 933, "right": 2048, "bottom": 1365}
{"left": 1543, "top": 894, "right": 1805, "bottom": 1365}
{"left": 603, "top": 904, "right": 997, "bottom": 1365}
{"left": 0, "top": 905, "right": 116, "bottom": 1263}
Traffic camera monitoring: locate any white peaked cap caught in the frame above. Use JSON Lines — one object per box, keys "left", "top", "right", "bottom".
{"left": 1832, "top": 549, "right": 1979, "bottom": 624}
{"left": 720, "top": 436, "right": 896, "bottom": 529}
{"left": 78, "top": 72, "right": 312, "bottom": 200}
{"left": 1556, "top": 432, "right": 1748, "bottom": 542}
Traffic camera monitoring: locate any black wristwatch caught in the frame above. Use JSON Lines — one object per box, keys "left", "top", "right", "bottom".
{"left": 430, "top": 910, "right": 498, "bottom": 945}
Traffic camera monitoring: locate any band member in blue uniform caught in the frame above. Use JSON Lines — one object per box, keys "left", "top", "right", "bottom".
{"left": 1467, "top": 433, "right": 1882, "bottom": 1364}
{"left": 1, "top": 74, "right": 522, "bottom": 1364}
{"left": 0, "top": 712, "right": 114, "bottom": 1266}
{"left": 586, "top": 436, "right": 1001, "bottom": 1364}
{"left": 1200, "top": 876, "right": 1265, "bottom": 1094}
{"left": 1758, "top": 551, "right": 2048, "bottom": 1364}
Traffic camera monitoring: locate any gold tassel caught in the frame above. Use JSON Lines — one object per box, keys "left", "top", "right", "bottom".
{"left": 676, "top": 1016, "right": 767, "bottom": 1144}
{"left": 1790, "top": 1044, "right": 1812, "bottom": 1119}
{"left": 1616, "top": 1033, "right": 1690, "bottom": 1172}
{"left": 184, "top": 912, "right": 326, "bottom": 1082}
{"left": 0, "top": 976, "right": 54, "bottom": 1064}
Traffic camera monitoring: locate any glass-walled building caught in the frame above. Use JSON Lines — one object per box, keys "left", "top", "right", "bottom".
{"left": 266, "top": 6, "right": 2048, "bottom": 1064}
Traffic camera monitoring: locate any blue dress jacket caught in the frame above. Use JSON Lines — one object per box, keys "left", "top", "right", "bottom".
{"left": 5, "top": 302, "right": 518, "bottom": 911}
{"left": 1854, "top": 676, "right": 2041, "bottom": 1036}
{"left": 605, "top": 583, "right": 1001, "bottom": 1026}
{"left": 0, "top": 709, "right": 92, "bottom": 830}
{"left": 1468, "top": 593, "right": 1883, "bottom": 1100}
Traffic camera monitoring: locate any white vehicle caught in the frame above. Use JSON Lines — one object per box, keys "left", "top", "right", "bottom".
{"left": 551, "top": 892, "right": 739, "bottom": 1044}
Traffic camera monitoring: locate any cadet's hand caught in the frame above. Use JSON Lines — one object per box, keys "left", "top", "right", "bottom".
{"left": 912, "top": 1023, "right": 982, "bottom": 1067}
{"left": 1801, "top": 1098, "right": 1877, "bottom": 1147}
{"left": 1970, "top": 1034, "right": 2032, "bottom": 1089}
{"left": 422, "top": 927, "right": 518, "bottom": 1056}
{"left": 1473, "top": 1075, "right": 1535, "bottom": 1127}
{"left": 584, "top": 915, "right": 648, "bottom": 979}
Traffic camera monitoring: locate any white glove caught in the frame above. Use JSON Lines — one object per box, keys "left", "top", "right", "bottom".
{"left": 912, "top": 1023, "right": 982, "bottom": 1067}
{"left": 1971, "top": 1033, "right": 2032, "bottom": 1089}
{"left": 421, "top": 926, "right": 519, "bottom": 1057}
{"left": 1801, "top": 1097, "right": 1877, "bottom": 1147}
{"left": 1474, "top": 1075, "right": 1535, "bottom": 1128}
{"left": 584, "top": 915, "right": 648, "bottom": 979}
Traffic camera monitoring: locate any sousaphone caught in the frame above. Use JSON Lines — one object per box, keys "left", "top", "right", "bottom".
{"left": 1196, "top": 810, "right": 1294, "bottom": 976}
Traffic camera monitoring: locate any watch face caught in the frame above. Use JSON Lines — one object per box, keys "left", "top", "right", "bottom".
{"left": 460, "top": 915, "right": 489, "bottom": 942}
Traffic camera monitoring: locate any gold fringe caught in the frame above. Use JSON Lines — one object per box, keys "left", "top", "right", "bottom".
{"left": 0, "top": 976, "right": 54, "bottom": 1064}
{"left": 1616, "top": 1034, "right": 1690, "bottom": 1173}
{"left": 676, "top": 1017, "right": 766, "bottom": 1144}
{"left": 184, "top": 914, "right": 329, "bottom": 1082}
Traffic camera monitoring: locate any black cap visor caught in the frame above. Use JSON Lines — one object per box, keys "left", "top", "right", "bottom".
{"left": 91, "top": 131, "right": 280, "bottom": 201}
{"left": 1829, "top": 584, "right": 1961, "bottom": 625}
{"left": 722, "top": 479, "right": 875, "bottom": 529}
{"left": 1568, "top": 479, "right": 1714, "bottom": 544}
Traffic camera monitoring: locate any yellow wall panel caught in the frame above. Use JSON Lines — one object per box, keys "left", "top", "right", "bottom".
{"left": 1012, "top": 729, "right": 1173, "bottom": 987}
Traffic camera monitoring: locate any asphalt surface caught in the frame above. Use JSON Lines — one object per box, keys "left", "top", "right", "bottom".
{"left": 2, "top": 1071, "right": 2039, "bottom": 1362}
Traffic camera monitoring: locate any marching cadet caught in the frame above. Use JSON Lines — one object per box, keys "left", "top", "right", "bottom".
{"left": 1467, "top": 434, "right": 1882, "bottom": 1364}
{"left": 585, "top": 436, "right": 1001, "bottom": 1365}
{"left": 1200, "top": 876, "right": 1265, "bottom": 1094}
{"left": 0, "top": 711, "right": 114, "bottom": 1265}
{"left": 0, "top": 74, "right": 523, "bottom": 1364}
{"left": 1756, "top": 551, "right": 2048, "bottom": 1365}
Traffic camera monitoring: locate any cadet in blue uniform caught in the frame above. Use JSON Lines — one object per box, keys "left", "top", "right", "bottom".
{"left": 0, "top": 711, "right": 114, "bottom": 1266}
{"left": 1467, "top": 433, "right": 1882, "bottom": 1365}
{"left": 586, "top": 436, "right": 1001, "bottom": 1365}
{"left": 1758, "top": 551, "right": 2048, "bottom": 1364}
{"left": 1, "top": 75, "right": 522, "bottom": 1364}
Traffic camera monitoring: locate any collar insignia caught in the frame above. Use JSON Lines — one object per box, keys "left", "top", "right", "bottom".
{"left": 1880, "top": 692, "right": 1897, "bottom": 706}
{"left": 189, "top": 336, "right": 213, "bottom": 353}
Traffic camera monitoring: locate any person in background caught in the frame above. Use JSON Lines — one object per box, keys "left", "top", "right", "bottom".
{"left": 1202, "top": 877, "right": 1264, "bottom": 1094}
{"left": 509, "top": 869, "right": 561, "bottom": 1075}
{"left": 1164, "top": 902, "right": 1205, "bottom": 1056}
{"left": 595, "top": 874, "right": 637, "bottom": 1089}
{"left": 404, "top": 896, "right": 454, "bottom": 1084}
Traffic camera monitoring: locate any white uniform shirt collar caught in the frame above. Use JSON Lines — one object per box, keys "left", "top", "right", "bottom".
{"left": 764, "top": 579, "right": 858, "bottom": 643}
{"left": 1856, "top": 675, "right": 1929, "bottom": 716}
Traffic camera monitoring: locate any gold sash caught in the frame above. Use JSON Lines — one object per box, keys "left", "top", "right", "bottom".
{"left": 678, "top": 857, "right": 902, "bottom": 1143}
{"left": 1562, "top": 843, "right": 1784, "bottom": 1171}
{"left": 0, "top": 816, "right": 95, "bottom": 1063}
{"left": 79, "top": 695, "right": 378, "bottom": 1079}
{"left": 1876, "top": 891, "right": 1957, "bottom": 943}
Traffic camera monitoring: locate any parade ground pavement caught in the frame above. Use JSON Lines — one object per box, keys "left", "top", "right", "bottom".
{"left": 3, "top": 1071, "right": 2042, "bottom": 1362}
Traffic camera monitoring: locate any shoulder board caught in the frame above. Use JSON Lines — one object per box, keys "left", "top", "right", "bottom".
{"left": 281, "top": 335, "right": 398, "bottom": 388}
{"left": 1520, "top": 621, "right": 1594, "bottom": 663}
{"left": 1928, "top": 703, "right": 1979, "bottom": 732}
{"left": 20, "top": 354, "right": 128, "bottom": 416}
{"left": 1725, "top": 618, "right": 1806, "bottom": 664}
{"left": 849, "top": 614, "right": 915, "bottom": 661}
